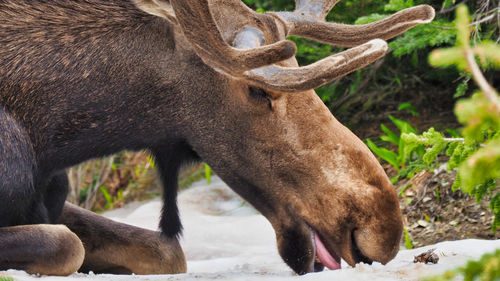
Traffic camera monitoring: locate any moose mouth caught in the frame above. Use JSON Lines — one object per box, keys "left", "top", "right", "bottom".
{"left": 311, "top": 231, "right": 341, "bottom": 271}
{"left": 310, "top": 229, "right": 373, "bottom": 272}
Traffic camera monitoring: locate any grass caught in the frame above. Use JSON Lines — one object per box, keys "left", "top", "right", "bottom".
{"left": 68, "top": 152, "right": 212, "bottom": 212}
{"left": 67, "top": 151, "right": 160, "bottom": 212}
{"left": 178, "top": 164, "right": 208, "bottom": 190}
{"left": 404, "top": 227, "right": 414, "bottom": 250}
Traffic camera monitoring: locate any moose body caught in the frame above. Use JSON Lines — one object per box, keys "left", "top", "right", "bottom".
{"left": 0, "top": 0, "right": 435, "bottom": 276}
{"left": 0, "top": 0, "right": 202, "bottom": 230}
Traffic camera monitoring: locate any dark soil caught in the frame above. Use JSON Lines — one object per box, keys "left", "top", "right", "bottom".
{"left": 392, "top": 166, "right": 500, "bottom": 248}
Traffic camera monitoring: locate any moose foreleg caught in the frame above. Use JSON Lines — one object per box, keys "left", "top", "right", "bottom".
{"left": 57, "top": 202, "right": 187, "bottom": 274}
{"left": 0, "top": 224, "right": 85, "bottom": 276}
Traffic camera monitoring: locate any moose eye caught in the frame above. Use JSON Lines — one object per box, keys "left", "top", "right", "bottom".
{"left": 249, "top": 86, "right": 271, "bottom": 102}
{"left": 248, "top": 86, "right": 273, "bottom": 110}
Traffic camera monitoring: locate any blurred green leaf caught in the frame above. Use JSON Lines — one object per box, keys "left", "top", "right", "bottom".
{"left": 384, "top": 0, "right": 414, "bottom": 12}
{"left": 404, "top": 227, "right": 413, "bottom": 249}
{"left": 460, "top": 138, "right": 500, "bottom": 193}
{"left": 454, "top": 77, "right": 470, "bottom": 98}
{"left": 380, "top": 124, "right": 400, "bottom": 145}
{"left": 455, "top": 92, "right": 500, "bottom": 143}
{"left": 354, "top": 13, "right": 388, "bottom": 24}
{"left": 474, "top": 42, "right": 500, "bottom": 68}
{"left": 429, "top": 47, "right": 467, "bottom": 70}
{"left": 398, "top": 102, "right": 419, "bottom": 117}
{"left": 204, "top": 163, "right": 212, "bottom": 184}
{"left": 456, "top": 5, "right": 470, "bottom": 47}
{"left": 389, "top": 115, "right": 417, "bottom": 134}
{"left": 366, "top": 139, "right": 400, "bottom": 171}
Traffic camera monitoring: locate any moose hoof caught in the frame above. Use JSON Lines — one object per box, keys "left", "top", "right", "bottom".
{"left": 130, "top": 236, "right": 187, "bottom": 274}
{"left": 156, "top": 236, "right": 187, "bottom": 274}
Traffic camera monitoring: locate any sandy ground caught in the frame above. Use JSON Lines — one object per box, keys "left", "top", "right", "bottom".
{"left": 3, "top": 176, "right": 500, "bottom": 281}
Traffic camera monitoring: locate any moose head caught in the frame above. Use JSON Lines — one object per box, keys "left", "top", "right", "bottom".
{"left": 0, "top": 0, "right": 434, "bottom": 275}
{"left": 134, "top": 0, "right": 434, "bottom": 273}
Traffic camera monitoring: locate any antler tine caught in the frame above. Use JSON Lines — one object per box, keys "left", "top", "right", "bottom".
{"left": 242, "top": 39, "right": 388, "bottom": 92}
{"left": 233, "top": 26, "right": 388, "bottom": 92}
{"left": 294, "top": 0, "right": 340, "bottom": 20}
{"left": 273, "top": 4, "right": 435, "bottom": 47}
{"left": 169, "top": 0, "right": 296, "bottom": 75}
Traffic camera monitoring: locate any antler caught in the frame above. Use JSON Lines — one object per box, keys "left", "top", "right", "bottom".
{"left": 273, "top": 1, "right": 435, "bottom": 47}
{"left": 137, "top": 0, "right": 434, "bottom": 92}
{"left": 231, "top": 0, "right": 435, "bottom": 92}
{"left": 169, "top": 0, "right": 296, "bottom": 75}
{"left": 240, "top": 38, "right": 388, "bottom": 92}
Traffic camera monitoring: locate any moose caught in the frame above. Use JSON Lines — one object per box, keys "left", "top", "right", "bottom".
{"left": 0, "top": 0, "right": 434, "bottom": 276}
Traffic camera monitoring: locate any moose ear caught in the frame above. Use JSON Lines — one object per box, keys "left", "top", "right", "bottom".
{"left": 133, "top": 0, "right": 177, "bottom": 23}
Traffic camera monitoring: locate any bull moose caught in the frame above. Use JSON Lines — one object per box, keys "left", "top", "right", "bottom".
{"left": 0, "top": 0, "right": 435, "bottom": 276}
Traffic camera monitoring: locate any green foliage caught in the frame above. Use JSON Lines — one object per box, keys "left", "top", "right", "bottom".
{"left": 398, "top": 102, "right": 419, "bottom": 117}
{"left": 366, "top": 138, "right": 400, "bottom": 170}
{"left": 491, "top": 193, "right": 500, "bottom": 231}
{"left": 100, "top": 186, "right": 113, "bottom": 208}
{"left": 0, "top": 276, "right": 13, "bottom": 281}
{"left": 389, "top": 114, "right": 417, "bottom": 134}
{"left": 99, "top": 186, "right": 123, "bottom": 210}
{"left": 403, "top": 128, "right": 447, "bottom": 165}
{"left": 430, "top": 44, "right": 500, "bottom": 73}
{"left": 455, "top": 93, "right": 500, "bottom": 143}
{"left": 392, "top": 18, "right": 500, "bottom": 281}
{"left": 380, "top": 124, "right": 400, "bottom": 144}
{"left": 436, "top": 5, "right": 500, "bottom": 227}
{"left": 424, "top": 139, "right": 446, "bottom": 165}
{"left": 401, "top": 6, "right": 500, "bottom": 237}
{"left": 461, "top": 141, "right": 500, "bottom": 195}
{"left": 425, "top": 249, "right": 500, "bottom": 281}
{"left": 454, "top": 76, "right": 470, "bottom": 98}
{"left": 384, "top": 0, "right": 414, "bottom": 12}
{"left": 403, "top": 118, "right": 500, "bottom": 226}
{"left": 381, "top": 0, "right": 457, "bottom": 57}
{"left": 204, "top": 163, "right": 212, "bottom": 184}
{"left": 68, "top": 151, "right": 160, "bottom": 211}
{"left": 178, "top": 164, "right": 209, "bottom": 190}
{"left": 354, "top": 14, "right": 388, "bottom": 25}
{"left": 243, "top": 0, "right": 295, "bottom": 11}
{"left": 146, "top": 155, "right": 155, "bottom": 168}
{"left": 404, "top": 227, "right": 414, "bottom": 249}
{"left": 366, "top": 114, "right": 418, "bottom": 172}
{"left": 366, "top": 114, "right": 431, "bottom": 182}
{"left": 390, "top": 21, "right": 456, "bottom": 57}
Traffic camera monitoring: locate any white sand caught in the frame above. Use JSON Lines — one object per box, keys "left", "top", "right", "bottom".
{"left": 3, "top": 176, "right": 500, "bottom": 281}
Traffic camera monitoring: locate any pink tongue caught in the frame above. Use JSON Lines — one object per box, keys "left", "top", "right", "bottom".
{"left": 314, "top": 232, "right": 341, "bottom": 270}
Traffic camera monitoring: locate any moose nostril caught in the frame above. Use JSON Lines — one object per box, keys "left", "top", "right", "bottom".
{"left": 351, "top": 231, "right": 373, "bottom": 265}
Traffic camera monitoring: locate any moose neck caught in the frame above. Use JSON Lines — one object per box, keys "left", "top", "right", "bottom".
{"left": 0, "top": 0, "right": 208, "bottom": 172}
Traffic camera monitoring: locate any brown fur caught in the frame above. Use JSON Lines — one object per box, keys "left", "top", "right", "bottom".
{"left": 58, "top": 203, "right": 186, "bottom": 274}
{"left": 0, "top": 224, "right": 84, "bottom": 276}
{"left": 0, "top": 0, "right": 433, "bottom": 276}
